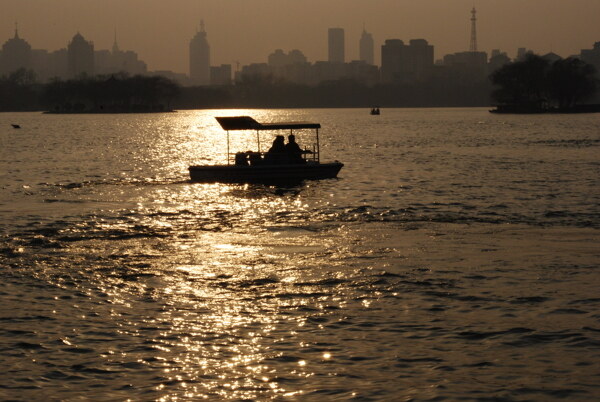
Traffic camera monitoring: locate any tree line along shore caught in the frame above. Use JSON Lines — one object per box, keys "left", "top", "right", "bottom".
{"left": 1, "top": 54, "right": 598, "bottom": 113}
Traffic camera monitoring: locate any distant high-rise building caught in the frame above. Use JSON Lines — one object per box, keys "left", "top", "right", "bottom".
{"left": 189, "top": 21, "right": 210, "bottom": 85}
{"left": 265, "top": 49, "right": 309, "bottom": 84}
{"left": 381, "top": 39, "right": 404, "bottom": 82}
{"left": 488, "top": 49, "right": 511, "bottom": 74}
{"left": 268, "top": 49, "right": 307, "bottom": 67}
{"left": 328, "top": 28, "right": 345, "bottom": 63}
{"left": 0, "top": 25, "right": 32, "bottom": 74}
{"left": 268, "top": 49, "right": 288, "bottom": 67}
{"left": 238, "top": 63, "right": 271, "bottom": 83}
{"left": 580, "top": 42, "right": 600, "bottom": 71}
{"left": 44, "top": 49, "right": 68, "bottom": 80}
{"left": 67, "top": 32, "right": 94, "bottom": 78}
{"left": 516, "top": 48, "right": 532, "bottom": 61}
{"left": 381, "top": 39, "right": 434, "bottom": 83}
{"left": 95, "top": 33, "right": 147, "bottom": 76}
{"left": 210, "top": 64, "right": 232, "bottom": 86}
{"left": 359, "top": 29, "right": 374, "bottom": 65}
{"left": 443, "top": 51, "right": 488, "bottom": 82}
{"left": 288, "top": 49, "right": 307, "bottom": 65}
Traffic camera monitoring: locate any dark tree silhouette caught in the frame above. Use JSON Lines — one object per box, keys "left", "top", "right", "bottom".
{"left": 42, "top": 74, "right": 180, "bottom": 113}
{"left": 490, "top": 54, "right": 550, "bottom": 111}
{"left": 491, "top": 54, "right": 598, "bottom": 112}
{"left": 547, "top": 57, "right": 597, "bottom": 109}
{"left": 0, "top": 68, "right": 40, "bottom": 111}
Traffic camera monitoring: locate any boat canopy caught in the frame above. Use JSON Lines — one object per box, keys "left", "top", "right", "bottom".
{"left": 216, "top": 116, "right": 321, "bottom": 131}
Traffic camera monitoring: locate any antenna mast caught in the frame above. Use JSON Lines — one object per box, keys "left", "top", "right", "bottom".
{"left": 469, "top": 7, "right": 477, "bottom": 52}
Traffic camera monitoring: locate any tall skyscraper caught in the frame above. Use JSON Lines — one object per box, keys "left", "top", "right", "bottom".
{"left": 328, "top": 28, "right": 345, "bottom": 63}
{"left": 359, "top": 29, "right": 374, "bottom": 65}
{"left": 189, "top": 21, "right": 210, "bottom": 85}
{"left": 67, "top": 32, "right": 94, "bottom": 78}
{"left": 0, "top": 25, "right": 32, "bottom": 74}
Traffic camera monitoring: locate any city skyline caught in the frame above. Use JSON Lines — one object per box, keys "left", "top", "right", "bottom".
{"left": 2, "top": 0, "right": 600, "bottom": 74}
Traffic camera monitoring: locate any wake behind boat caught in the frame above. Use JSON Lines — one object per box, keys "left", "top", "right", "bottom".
{"left": 189, "top": 116, "right": 343, "bottom": 184}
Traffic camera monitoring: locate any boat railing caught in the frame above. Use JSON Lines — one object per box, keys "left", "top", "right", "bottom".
{"left": 228, "top": 143, "right": 319, "bottom": 166}
{"left": 216, "top": 116, "right": 323, "bottom": 166}
{"left": 302, "top": 143, "right": 318, "bottom": 162}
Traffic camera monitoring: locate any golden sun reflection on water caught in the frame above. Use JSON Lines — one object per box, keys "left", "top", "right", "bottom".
{"left": 144, "top": 109, "right": 329, "bottom": 177}
{"left": 47, "top": 110, "right": 360, "bottom": 399}
{"left": 95, "top": 189, "right": 348, "bottom": 399}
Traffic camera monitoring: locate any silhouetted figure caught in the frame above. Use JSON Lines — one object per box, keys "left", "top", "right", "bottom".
{"left": 235, "top": 152, "right": 248, "bottom": 166}
{"left": 264, "top": 135, "right": 287, "bottom": 164}
{"left": 285, "top": 134, "right": 305, "bottom": 164}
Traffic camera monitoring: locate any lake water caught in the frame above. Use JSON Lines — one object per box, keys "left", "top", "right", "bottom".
{"left": 1, "top": 108, "right": 599, "bottom": 400}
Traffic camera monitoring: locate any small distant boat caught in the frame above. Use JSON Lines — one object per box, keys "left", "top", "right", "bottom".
{"left": 11, "top": 124, "right": 21, "bottom": 129}
{"left": 189, "top": 116, "right": 343, "bottom": 184}
{"left": 370, "top": 108, "right": 380, "bottom": 115}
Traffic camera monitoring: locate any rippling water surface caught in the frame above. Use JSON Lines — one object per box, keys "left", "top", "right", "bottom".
{"left": 1, "top": 108, "right": 599, "bottom": 400}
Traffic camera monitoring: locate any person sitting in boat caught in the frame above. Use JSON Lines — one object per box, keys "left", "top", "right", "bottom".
{"left": 285, "top": 134, "right": 306, "bottom": 164}
{"left": 235, "top": 152, "right": 249, "bottom": 166}
{"left": 264, "top": 135, "right": 287, "bottom": 164}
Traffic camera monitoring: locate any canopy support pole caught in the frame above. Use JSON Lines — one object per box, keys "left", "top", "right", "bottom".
{"left": 316, "top": 128, "right": 320, "bottom": 163}
{"left": 227, "top": 130, "right": 230, "bottom": 165}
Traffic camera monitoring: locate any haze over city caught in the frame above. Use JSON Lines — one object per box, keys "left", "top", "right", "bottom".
{"left": 3, "top": 0, "right": 600, "bottom": 72}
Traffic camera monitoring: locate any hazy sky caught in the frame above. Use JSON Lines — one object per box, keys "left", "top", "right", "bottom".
{"left": 2, "top": 0, "right": 600, "bottom": 73}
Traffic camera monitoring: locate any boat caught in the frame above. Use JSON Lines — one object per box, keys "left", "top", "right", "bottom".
{"left": 189, "top": 116, "right": 344, "bottom": 184}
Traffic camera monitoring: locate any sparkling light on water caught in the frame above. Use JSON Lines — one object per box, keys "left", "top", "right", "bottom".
{"left": 1, "top": 109, "right": 599, "bottom": 400}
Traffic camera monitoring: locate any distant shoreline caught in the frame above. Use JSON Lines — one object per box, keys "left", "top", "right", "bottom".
{"left": 489, "top": 104, "right": 600, "bottom": 114}
{"left": 5, "top": 104, "right": 600, "bottom": 114}
{"left": 43, "top": 110, "right": 176, "bottom": 114}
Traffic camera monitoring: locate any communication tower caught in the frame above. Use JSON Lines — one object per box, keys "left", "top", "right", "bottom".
{"left": 469, "top": 7, "right": 478, "bottom": 52}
